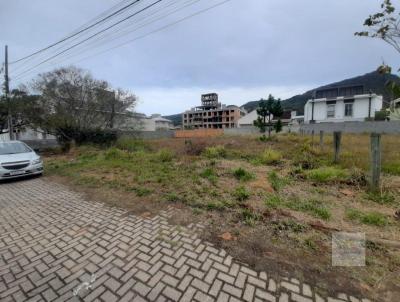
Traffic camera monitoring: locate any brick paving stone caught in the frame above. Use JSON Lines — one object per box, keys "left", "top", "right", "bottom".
{"left": 162, "top": 285, "right": 182, "bottom": 301}
{"left": 0, "top": 179, "right": 373, "bottom": 302}
{"left": 292, "top": 292, "right": 313, "bottom": 302}
{"left": 268, "top": 279, "right": 277, "bottom": 292}
{"left": 100, "top": 290, "right": 119, "bottom": 302}
{"left": 209, "top": 279, "right": 223, "bottom": 297}
{"left": 243, "top": 284, "right": 255, "bottom": 302}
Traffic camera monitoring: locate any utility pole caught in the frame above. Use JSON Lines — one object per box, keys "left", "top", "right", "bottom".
{"left": 4, "top": 45, "right": 13, "bottom": 140}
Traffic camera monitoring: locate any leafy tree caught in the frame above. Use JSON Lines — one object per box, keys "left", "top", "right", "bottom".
{"left": 355, "top": 0, "right": 399, "bottom": 54}
{"left": 274, "top": 118, "right": 283, "bottom": 133}
{"left": 28, "top": 66, "right": 136, "bottom": 146}
{"left": 253, "top": 94, "right": 283, "bottom": 137}
{"left": 355, "top": 0, "right": 400, "bottom": 116}
{"left": 0, "top": 87, "right": 38, "bottom": 137}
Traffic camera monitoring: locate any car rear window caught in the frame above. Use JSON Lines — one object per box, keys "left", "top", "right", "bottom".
{"left": 0, "top": 142, "right": 32, "bottom": 155}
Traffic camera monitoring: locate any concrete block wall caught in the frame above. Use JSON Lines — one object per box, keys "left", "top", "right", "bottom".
{"left": 300, "top": 121, "right": 400, "bottom": 134}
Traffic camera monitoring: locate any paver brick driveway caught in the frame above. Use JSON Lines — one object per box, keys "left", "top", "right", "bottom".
{"left": 0, "top": 178, "right": 371, "bottom": 302}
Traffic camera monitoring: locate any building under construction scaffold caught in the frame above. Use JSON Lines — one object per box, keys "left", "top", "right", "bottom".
{"left": 182, "top": 93, "right": 246, "bottom": 129}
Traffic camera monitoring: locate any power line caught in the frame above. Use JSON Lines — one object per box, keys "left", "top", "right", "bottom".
{"left": 10, "top": 0, "right": 137, "bottom": 74}
{"left": 14, "top": 0, "right": 232, "bottom": 82}
{"left": 50, "top": 0, "right": 201, "bottom": 66}
{"left": 11, "top": 0, "right": 185, "bottom": 80}
{"left": 10, "top": 0, "right": 143, "bottom": 64}
{"left": 13, "top": 0, "right": 164, "bottom": 79}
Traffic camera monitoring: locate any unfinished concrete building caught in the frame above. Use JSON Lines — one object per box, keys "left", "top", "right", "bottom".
{"left": 182, "top": 93, "right": 246, "bottom": 129}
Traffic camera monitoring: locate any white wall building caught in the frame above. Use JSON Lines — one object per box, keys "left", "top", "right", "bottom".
{"left": 0, "top": 132, "right": 10, "bottom": 142}
{"left": 304, "top": 86, "right": 383, "bottom": 123}
{"left": 141, "top": 114, "right": 174, "bottom": 131}
{"left": 237, "top": 110, "right": 260, "bottom": 128}
{"left": 121, "top": 113, "right": 174, "bottom": 132}
{"left": 390, "top": 98, "right": 400, "bottom": 120}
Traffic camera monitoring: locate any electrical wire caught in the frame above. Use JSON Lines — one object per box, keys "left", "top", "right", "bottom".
{"left": 10, "top": 0, "right": 143, "bottom": 64}
{"left": 13, "top": 0, "right": 164, "bottom": 79}
{"left": 13, "top": 0, "right": 232, "bottom": 82}
{"left": 9, "top": 0, "right": 141, "bottom": 74}
{"left": 50, "top": 0, "right": 201, "bottom": 66}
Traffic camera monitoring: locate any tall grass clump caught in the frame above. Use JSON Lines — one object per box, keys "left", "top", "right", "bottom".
{"left": 259, "top": 148, "right": 282, "bottom": 165}
{"left": 104, "top": 147, "right": 128, "bottom": 160}
{"left": 267, "top": 171, "right": 288, "bottom": 191}
{"left": 200, "top": 167, "right": 218, "bottom": 184}
{"left": 203, "top": 146, "right": 227, "bottom": 159}
{"left": 264, "top": 194, "right": 284, "bottom": 209}
{"left": 364, "top": 191, "right": 396, "bottom": 205}
{"left": 346, "top": 208, "right": 389, "bottom": 226}
{"left": 232, "top": 186, "right": 251, "bottom": 201}
{"left": 304, "top": 166, "right": 349, "bottom": 183}
{"left": 286, "top": 198, "right": 331, "bottom": 220}
{"left": 115, "top": 137, "right": 148, "bottom": 152}
{"left": 241, "top": 208, "right": 261, "bottom": 226}
{"left": 233, "top": 167, "right": 255, "bottom": 182}
{"left": 383, "top": 161, "right": 400, "bottom": 176}
{"left": 155, "top": 149, "right": 175, "bottom": 162}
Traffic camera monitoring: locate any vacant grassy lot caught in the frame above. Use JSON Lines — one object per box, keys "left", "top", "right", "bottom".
{"left": 45, "top": 133, "right": 400, "bottom": 300}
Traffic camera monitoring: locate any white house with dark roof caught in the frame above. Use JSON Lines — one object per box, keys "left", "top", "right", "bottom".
{"left": 304, "top": 86, "right": 383, "bottom": 123}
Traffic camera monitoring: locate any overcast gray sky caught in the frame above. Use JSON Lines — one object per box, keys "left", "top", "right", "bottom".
{"left": 0, "top": 0, "right": 398, "bottom": 115}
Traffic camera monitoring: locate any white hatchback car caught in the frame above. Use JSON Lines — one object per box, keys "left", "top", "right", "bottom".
{"left": 0, "top": 141, "right": 43, "bottom": 180}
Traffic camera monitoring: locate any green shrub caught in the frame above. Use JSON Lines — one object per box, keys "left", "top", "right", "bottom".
{"left": 203, "top": 146, "right": 227, "bottom": 159}
{"left": 200, "top": 168, "right": 218, "bottom": 184}
{"left": 365, "top": 191, "right": 395, "bottom": 205}
{"left": 259, "top": 148, "right": 282, "bottom": 165}
{"left": 156, "top": 149, "right": 174, "bottom": 162}
{"left": 267, "top": 171, "right": 288, "bottom": 191}
{"left": 286, "top": 198, "right": 331, "bottom": 220}
{"left": 232, "top": 186, "right": 251, "bottom": 201}
{"left": 115, "top": 137, "right": 148, "bottom": 152}
{"left": 383, "top": 161, "right": 400, "bottom": 176}
{"left": 233, "top": 168, "right": 255, "bottom": 182}
{"left": 104, "top": 147, "right": 128, "bottom": 160}
{"left": 374, "top": 110, "right": 389, "bottom": 121}
{"left": 73, "top": 129, "right": 118, "bottom": 146}
{"left": 346, "top": 208, "right": 389, "bottom": 226}
{"left": 305, "top": 166, "right": 349, "bottom": 183}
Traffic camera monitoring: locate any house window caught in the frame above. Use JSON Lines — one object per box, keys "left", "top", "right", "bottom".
{"left": 344, "top": 103, "right": 353, "bottom": 117}
{"left": 327, "top": 104, "right": 335, "bottom": 118}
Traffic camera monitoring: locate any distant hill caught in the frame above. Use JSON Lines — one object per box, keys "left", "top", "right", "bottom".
{"left": 163, "top": 113, "right": 181, "bottom": 126}
{"left": 242, "top": 71, "right": 400, "bottom": 114}
{"left": 164, "top": 71, "right": 399, "bottom": 125}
